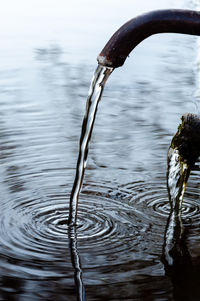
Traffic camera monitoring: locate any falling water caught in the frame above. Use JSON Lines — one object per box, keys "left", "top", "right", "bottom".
{"left": 164, "top": 113, "right": 200, "bottom": 267}
{"left": 167, "top": 113, "right": 200, "bottom": 216}
{"left": 164, "top": 147, "right": 190, "bottom": 266}
{"left": 167, "top": 147, "right": 190, "bottom": 216}
{"left": 68, "top": 65, "right": 113, "bottom": 225}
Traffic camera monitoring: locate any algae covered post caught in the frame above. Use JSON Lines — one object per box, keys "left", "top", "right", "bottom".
{"left": 163, "top": 113, "right": 200, "bottom": 270}
{"left": 167, "top": 113, "right": 200, "bottom": 215}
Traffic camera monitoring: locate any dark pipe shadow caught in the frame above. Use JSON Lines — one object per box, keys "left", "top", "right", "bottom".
{"left": 68, "top": 226, "right": 86, "bottom": 301}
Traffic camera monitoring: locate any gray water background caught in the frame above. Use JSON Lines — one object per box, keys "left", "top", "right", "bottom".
{"left": 1, "top": 0, "right": 200, "bottom": 300}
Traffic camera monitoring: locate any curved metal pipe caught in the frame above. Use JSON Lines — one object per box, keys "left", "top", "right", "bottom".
{"left": 97, "top": 9, "right": 200, "bottom": 68}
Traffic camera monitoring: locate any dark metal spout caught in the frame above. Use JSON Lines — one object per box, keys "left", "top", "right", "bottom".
{"left": 97, "top": 9, "right": 200, "bottom": 68}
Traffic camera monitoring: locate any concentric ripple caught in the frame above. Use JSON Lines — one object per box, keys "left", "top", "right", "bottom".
{"left": 0, "top": 178, "right": 200, "bottom": 284}
{"left": 123, "top": 179, "right": 200, "bottom": 223}
{"left": 0, "top": 181, "right": 159, "bottom": 280}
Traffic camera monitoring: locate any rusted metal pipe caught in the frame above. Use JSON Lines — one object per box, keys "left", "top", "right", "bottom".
{"left": 97, "top": 9, "right": 200, "bottom": 68}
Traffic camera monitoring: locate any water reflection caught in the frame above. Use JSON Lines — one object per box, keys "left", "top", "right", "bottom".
{"left": 0, "top": 276, "right": 24, "bottom": 300}
{"left": 35, "top": 44, "right": 63, "bottom": 63}
{"left": 163, "top": 113, "right": 200, "bottom": 299}
{"left": 68, "top": 226, "right": 85, "bottom": 301}
{"left": 162, "top": 203, "right": 200, "bottom": 300}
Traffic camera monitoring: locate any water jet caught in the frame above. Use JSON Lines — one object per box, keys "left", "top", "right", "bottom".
{"left": 69, "top": 9, "right": 200, "bottom": 225}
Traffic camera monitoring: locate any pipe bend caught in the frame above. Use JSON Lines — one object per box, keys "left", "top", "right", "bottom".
{"left": 97, "top": 9, "right": 200, "bottom": 68}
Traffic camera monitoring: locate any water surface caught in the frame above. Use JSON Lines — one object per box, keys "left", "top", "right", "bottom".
{"left": 0, "top": 0, "right": 200, "bottom": 300}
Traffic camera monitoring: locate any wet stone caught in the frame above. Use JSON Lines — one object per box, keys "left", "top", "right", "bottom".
{"left": 170, "top": 113, "right": 200, "bottom": 166}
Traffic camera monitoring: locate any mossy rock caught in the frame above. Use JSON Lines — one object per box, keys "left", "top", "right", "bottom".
{"left": 171, "top": 113, "right": 200, "bottom": 165}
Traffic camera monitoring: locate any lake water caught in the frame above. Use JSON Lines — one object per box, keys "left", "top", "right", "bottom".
{"left": 0, "top": 0, "right": 200, "bottom": 300}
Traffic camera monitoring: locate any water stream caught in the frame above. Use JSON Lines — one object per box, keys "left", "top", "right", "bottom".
{"left": 164, "top": 146, "right": 190, "bottom": 267}
{"left": 164, "top": 114, "right": 200, "bottom": 272}
{"left": 68, "top": 65, "right": 113, "bottom": 225}
{"left": 167, "top": 147, "right": 190, "bottom": 215}
{"left": 162, "top": 144, "right": 200, "bottom": 300}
